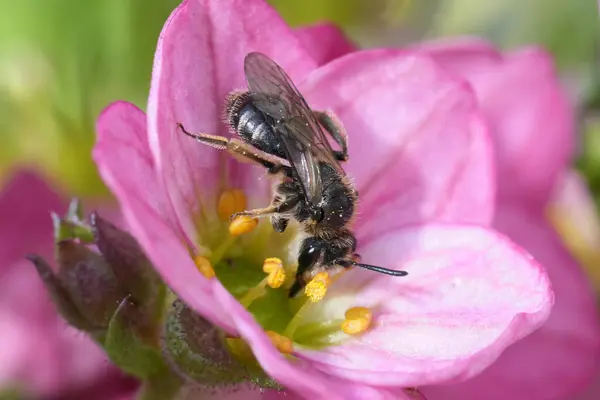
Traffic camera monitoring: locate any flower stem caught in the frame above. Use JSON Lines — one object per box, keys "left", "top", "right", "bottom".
{"left": 210, "top": 235, "right": 237, "bottom": 265}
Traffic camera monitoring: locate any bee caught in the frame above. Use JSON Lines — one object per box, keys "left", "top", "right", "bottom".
{"left": 177, "top": 52, "right": 408, "bottom": 297}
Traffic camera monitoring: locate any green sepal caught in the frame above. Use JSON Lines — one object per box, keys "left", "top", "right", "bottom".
{"left": 104, "top": 297, "right": 166, "bottom": 379}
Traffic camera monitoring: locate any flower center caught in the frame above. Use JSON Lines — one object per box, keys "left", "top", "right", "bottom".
{"left": 190, "top": 189, "right": 373, "bottom": 366}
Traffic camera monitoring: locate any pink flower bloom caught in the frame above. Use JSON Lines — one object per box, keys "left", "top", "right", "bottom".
{"left": 407, "top": 39, "right": 600, "bottom": 399}
{"left": 94, "top": 1, "right": 553, "bottom": 398}
{"left": 0, "top": 169, "right": 134, "bottom": 398}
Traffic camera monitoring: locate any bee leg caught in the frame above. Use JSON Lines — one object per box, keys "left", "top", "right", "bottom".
{"left": 313, "top": 110, "right": 349, "bottom": 162}
{"left": 231, "top": 195, "right": 299, "bottom": 220}
{"left": 176, "top": 122, "right": 290, "bottom": 170}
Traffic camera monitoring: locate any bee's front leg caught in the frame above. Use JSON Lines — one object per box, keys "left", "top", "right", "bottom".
{"left": 231, "top": 195, "right": 299, "bottom": 220}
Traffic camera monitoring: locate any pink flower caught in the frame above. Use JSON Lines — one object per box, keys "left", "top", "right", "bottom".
{"left": 94, "top": 1, "right": 552, "bottom": 398}
{"left": 0, "top": 169, "right": 134, "bottom": 398}
{"left": 406, "top": 39, "right": 600, "bottom": 399}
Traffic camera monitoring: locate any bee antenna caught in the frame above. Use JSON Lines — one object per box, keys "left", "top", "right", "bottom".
{"left": 349, "top": 261, "right": 408, "bottom": 277}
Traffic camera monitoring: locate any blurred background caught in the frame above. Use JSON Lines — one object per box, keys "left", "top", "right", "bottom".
{"left": 0, "top": 0, "right": 597, "bottom": 197}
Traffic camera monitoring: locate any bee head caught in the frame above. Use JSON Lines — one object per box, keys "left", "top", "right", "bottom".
{"left": 309, "top": 206, "right": 325, "bottom": 224}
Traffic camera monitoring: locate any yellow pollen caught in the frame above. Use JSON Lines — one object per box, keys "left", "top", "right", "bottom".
{"left": 194, "top": 255, "right": 216, "bottom": 279}
{"left": 304, "top": 272, "right": 330, "bottom": 302}
{"left": 266, "top": 330, "right": 294, "bottom": 354}
{"left": 262, "top": 257, "right": 286, "bottom": 288}
{"left": 217, "top": 189, "right": 247, "bottom": 221}
{"left": 341, "top": 306, "right": 372, "bottom": 335}
{"left": 229, "top": 215, "right": 258, "bottom": 236}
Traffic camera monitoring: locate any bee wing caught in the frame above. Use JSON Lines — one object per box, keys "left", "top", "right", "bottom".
{"left": 244, "top": 52, "right": 345, "bottom": 205}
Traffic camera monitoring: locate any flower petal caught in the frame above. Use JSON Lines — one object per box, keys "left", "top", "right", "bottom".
{"left": 294, "top": 23, "right": 356, "bottom": 66}
{"left": 295, "top": 224, "right": 552, "bottom": 387}
{"left": 0, "top": 170, "right": 64, "bottom": 267}
{"left": 299, "top": 50, "right": 495, "bottom": 240}
{"left": 407, "top": 36, "right": 502, "bottom": 77}
{"left": 421, "top": 207, "right": 600, "bottom": 400}
{"left": 94, "top": 101, "right": 234, "bottom": 332}
{"left": 147, "top": 0, "right": 318, "bottom": 227}
{"left": 212, "top": 284, "right": 409, "bottom": 400}
{"left": 418, "top": 43, "right": 573, "bottom": 205}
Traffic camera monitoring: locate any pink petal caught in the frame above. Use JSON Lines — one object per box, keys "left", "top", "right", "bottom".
{"left": 407, "top": 36, "right": 502, "bottom": 77}
{"left": 295, "top": 224, "right": 552, "bottom": 387}
{"left": 422, "top": 207, "right": 600, "bottom": 400}
{"left": 94, "top": 101, "right": 235, "bottom": 332}
{"left": 212, "top": 283, "right": 412, "bottom": 400}
{"left": 574, "top": 370, "right": 600, "bottom": 400}
{"left": 147, "top": 0, "right": 318, "bottom": 229}
{"left": 294, "top": 23, "right": 356, "bottom": 66}
{"left": 418, "top": 42, "right": 573, "bottom": 205}
{"left": 299, "top": 50, "right": 495, "bottom": 240}
{"left": 0, "top": 170, "right": 64, "bottom": 268}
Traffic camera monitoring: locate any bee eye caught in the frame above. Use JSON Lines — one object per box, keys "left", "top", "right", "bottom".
{"left": 311, "top": 207, "right": 324, "bottom": 223}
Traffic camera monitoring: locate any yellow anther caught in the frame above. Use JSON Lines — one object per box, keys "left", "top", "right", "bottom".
{"left": 341, "top": 306, "right": 372, "bottom": 335}
{"left": 262, "top": 257, "right": 283, "bottom": 273}
{"left": 304, "top": 272, "right": 330, "bottom": 302}
{"left": 266, "top": 330, "right": 294, "bottom": 354}
{"left": 194, "top": 255, "right": 216, "bottom": 279}
{"left": 261, "top": 257, "right": 286, "bottom": 288}
{"left": 229, "top": 215, "right": 258, "bottom": 236}
{"left": 217, "top": 189, "right": 247, "bottom": 221}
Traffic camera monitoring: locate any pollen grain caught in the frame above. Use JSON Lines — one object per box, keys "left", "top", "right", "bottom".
{"left": 194, "top": 255, "right": 216, "bottom": 279}
{"left": 266, "top": 330, "right": 294, "bottom": 354}
{"left": 229, "top": 215, "right": 258, "bottom": 236}
{"left": 304, "top": 272, "right": 331, "bottom": 302}
{"left": 341, "top": 306, "right": 372, "bottom": 335}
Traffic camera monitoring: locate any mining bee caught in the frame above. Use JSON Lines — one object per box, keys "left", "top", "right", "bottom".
{"left": 177, "top": 52, "right": 408, "bottom": 297}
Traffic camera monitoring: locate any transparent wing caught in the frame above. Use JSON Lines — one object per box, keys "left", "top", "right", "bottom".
{"left": 244, "top": 52, "right": 345, "bottom": 204}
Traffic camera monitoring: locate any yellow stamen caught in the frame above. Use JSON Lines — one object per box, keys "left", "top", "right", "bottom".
{"left": 266, "top": 330, "right": 294, "bottom": 354}
{"left": 217, "top": 189, "right": 247, "bottom": 221}
{"left": 262, "top": 257, "right": 286, "bottom": 289}
{"left": 194, "top": 255, "right": 216, "bottom": 279}
{"left": 304, "top": 272, "right": 330, "bottom": 302}
{"left": 240, "top": 258, "right": 288, "bottom": 307}
{"left": 341, "top": 306, "right": 372, "bottom": 335}
{"left": 229, "top": 215, "right": 258, "bottom": 236}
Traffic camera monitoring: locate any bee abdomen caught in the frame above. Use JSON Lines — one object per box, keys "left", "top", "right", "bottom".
{"left": 226, "top": 94, "right": 283, "bottom": 158}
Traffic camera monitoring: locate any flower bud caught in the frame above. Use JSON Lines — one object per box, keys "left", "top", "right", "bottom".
{"left": 91, "top": 213, "right": 162, "bottom": 304}
{"left": 55, "top": 239, "right": 125, "bottom": 334}
{"left": 26, "top": 254, "right": 97, "bottom": 332}
{"left": 91, "top": 213, "right": 165, "bottom": 342}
